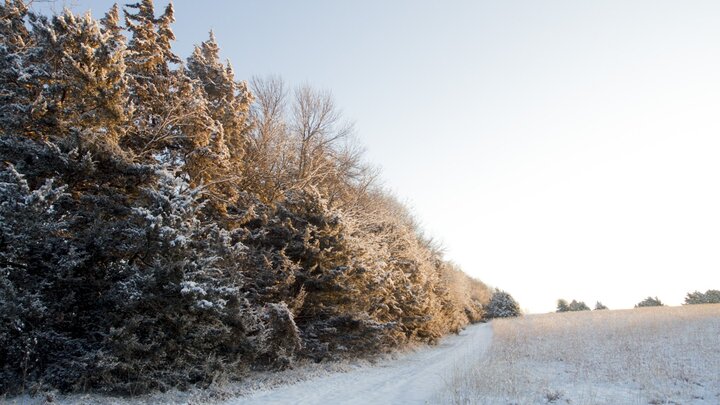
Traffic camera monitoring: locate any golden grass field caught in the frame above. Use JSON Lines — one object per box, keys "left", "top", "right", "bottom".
{"left": 440, "top": 304, "right": 720, "bottom": 405}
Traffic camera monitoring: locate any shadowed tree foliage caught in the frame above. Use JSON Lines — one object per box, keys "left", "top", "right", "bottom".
{"left": 635, "top": 296, "right": 664, "bottom": 308}
{"left": 0, "top": 1, "right": 497, "bottom": 395}
{"left": 684, "top": 289, "right": 720, "bottom": 305}
{"left": 568, "top": 300, "right": 590, "bottom": 311}
{"left": 556, "top": 298, "right": 590, "bottom": 312}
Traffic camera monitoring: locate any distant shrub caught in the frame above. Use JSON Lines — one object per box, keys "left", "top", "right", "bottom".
{"left": 568, "top": 300, "right": 590, "bottom": 311}
{"left": 684, "top": 290, "right": 720, "bottom": 305}
{"left": 556, "top": 299, "right": 590, "bottom": 312}
{"left": 594, "top": 301, "right": 608, "bottom": 310}
{"left": 635, "top": 296, "right": 664, "bottom": 308}
{"left": 484, "top": 290, "right": 521, "bottom": 319}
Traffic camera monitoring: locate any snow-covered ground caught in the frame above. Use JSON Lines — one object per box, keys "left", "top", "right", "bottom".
{"left": 233, "top": 323, "right": 492, "bottom": 405}
{"left": 8, "top": 304, "right": 719, "bottom": 405}
{"left": 5, "top": 323, "right": 491, "bottom": 405}
{"left": 439, "top": 304, "right": 720, "bottom": 405}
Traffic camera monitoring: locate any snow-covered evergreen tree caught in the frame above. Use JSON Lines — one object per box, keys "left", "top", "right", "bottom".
{"left": 484, "top": 290, "right": 521, "bottom": 319}
{"left": 185, "top": 32, "right": 253, "bottom": 209}
{"left": 0, "top": 165, "right": 80, "bottom": 393}
{"left": 187, "top": 31, "right": 252, "bottom": 163}
{"left": 0, "top": 2, "right": 494, "bottom": 395}
{"left": 28, "top": 9, "right": 129, "bottom": 149}
{"left": 0, "top": 0, "right": 50, "bottom": 137}
{"left": 123, "top": 0, "right": 183, "bottom": 156}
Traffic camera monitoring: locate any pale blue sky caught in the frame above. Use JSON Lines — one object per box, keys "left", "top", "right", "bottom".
{"left": 39, "top": 1, "right": 720, "bottom": 312}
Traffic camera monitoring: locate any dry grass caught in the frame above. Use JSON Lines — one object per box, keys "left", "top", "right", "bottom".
{"left": 440, "top": 304, "right": 720, "bottom": 405}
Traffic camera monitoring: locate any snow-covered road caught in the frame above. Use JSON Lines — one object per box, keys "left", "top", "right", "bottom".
{"left": 234, "top": 323, "right": 492, "bottom": 405}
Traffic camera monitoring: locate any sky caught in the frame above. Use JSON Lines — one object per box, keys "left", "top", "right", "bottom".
{"left": 37, "top": 0, "right": 720, "bottom": 313}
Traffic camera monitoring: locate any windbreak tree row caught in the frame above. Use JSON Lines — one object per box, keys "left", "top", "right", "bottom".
{"left": 0, "top": 0, "right": 492, "bottom": 395}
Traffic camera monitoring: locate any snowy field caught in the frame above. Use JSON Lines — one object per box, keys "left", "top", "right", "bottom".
{"left": 438, "top": 304, "right": 720, "bottom": 405}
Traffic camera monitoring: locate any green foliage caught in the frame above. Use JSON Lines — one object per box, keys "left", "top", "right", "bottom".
{"left": 594, "top": 301, "right": 608, "bottom": 310}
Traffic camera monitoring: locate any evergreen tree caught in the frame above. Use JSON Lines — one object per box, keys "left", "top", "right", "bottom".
{"left": 29, "top": 9, "right": 129, "bottom": 149}
{"left": 635, "top": 296, "right": 664, "bottom": 308}
{"left": 186, "top": 32, "right": 253, "bottom": 209}
{"left": 0, "top": 0, "right": 50, "bottom": 137}
{"left": 594, "top": 301, "right": 608, "bottom": 310}
{"left": 568, "top": 299, "right": 590, "bottom": 311}
{"left": 0, "top": 164, "right": 82, "bottom": 393}
{"left": 0, "top": 2, "right": 494, "bottom": 394}
{"left": 684, "top": 289, "right": 720, "bottom": 305}
{"left": 557, "top": 298, "right": 590, "bottom": 312}
{"left": 484, "top": 290, "right": 521, "bottom": 319}
{"left": 123, "top": 1, "right": 222, "bottom": 209}
{"left": 123, "top": 0, "right": 184, "bottom": 156}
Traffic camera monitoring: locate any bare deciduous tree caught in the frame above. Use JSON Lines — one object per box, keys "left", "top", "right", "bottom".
{"left": 246, "top": 75, "right": 295, "bottom": 202}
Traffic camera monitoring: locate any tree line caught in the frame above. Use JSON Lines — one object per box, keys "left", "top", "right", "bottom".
{"left": 556, "top": 289, "right": 720, "bottom": 312}
{"left": 0, "top": 0, "right": 493, "bottom": 394}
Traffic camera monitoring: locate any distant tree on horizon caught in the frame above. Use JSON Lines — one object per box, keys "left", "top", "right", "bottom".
{"left": 556, "top": 299, "right": 570, "bottom": 312}
{"left": 556, "top": 298, "right": 590, "bottom": 312}
{"left": 568, "top": 299, "right": 590, "bottom": 311}
{"left": 684, "top": 289, "right": 720, "bottom": 305}
{"left": 594, "top": 301, "right": 608, "bottom": 310}
{"left": 635, "top": 296, "right": 664, "bottom": 308}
